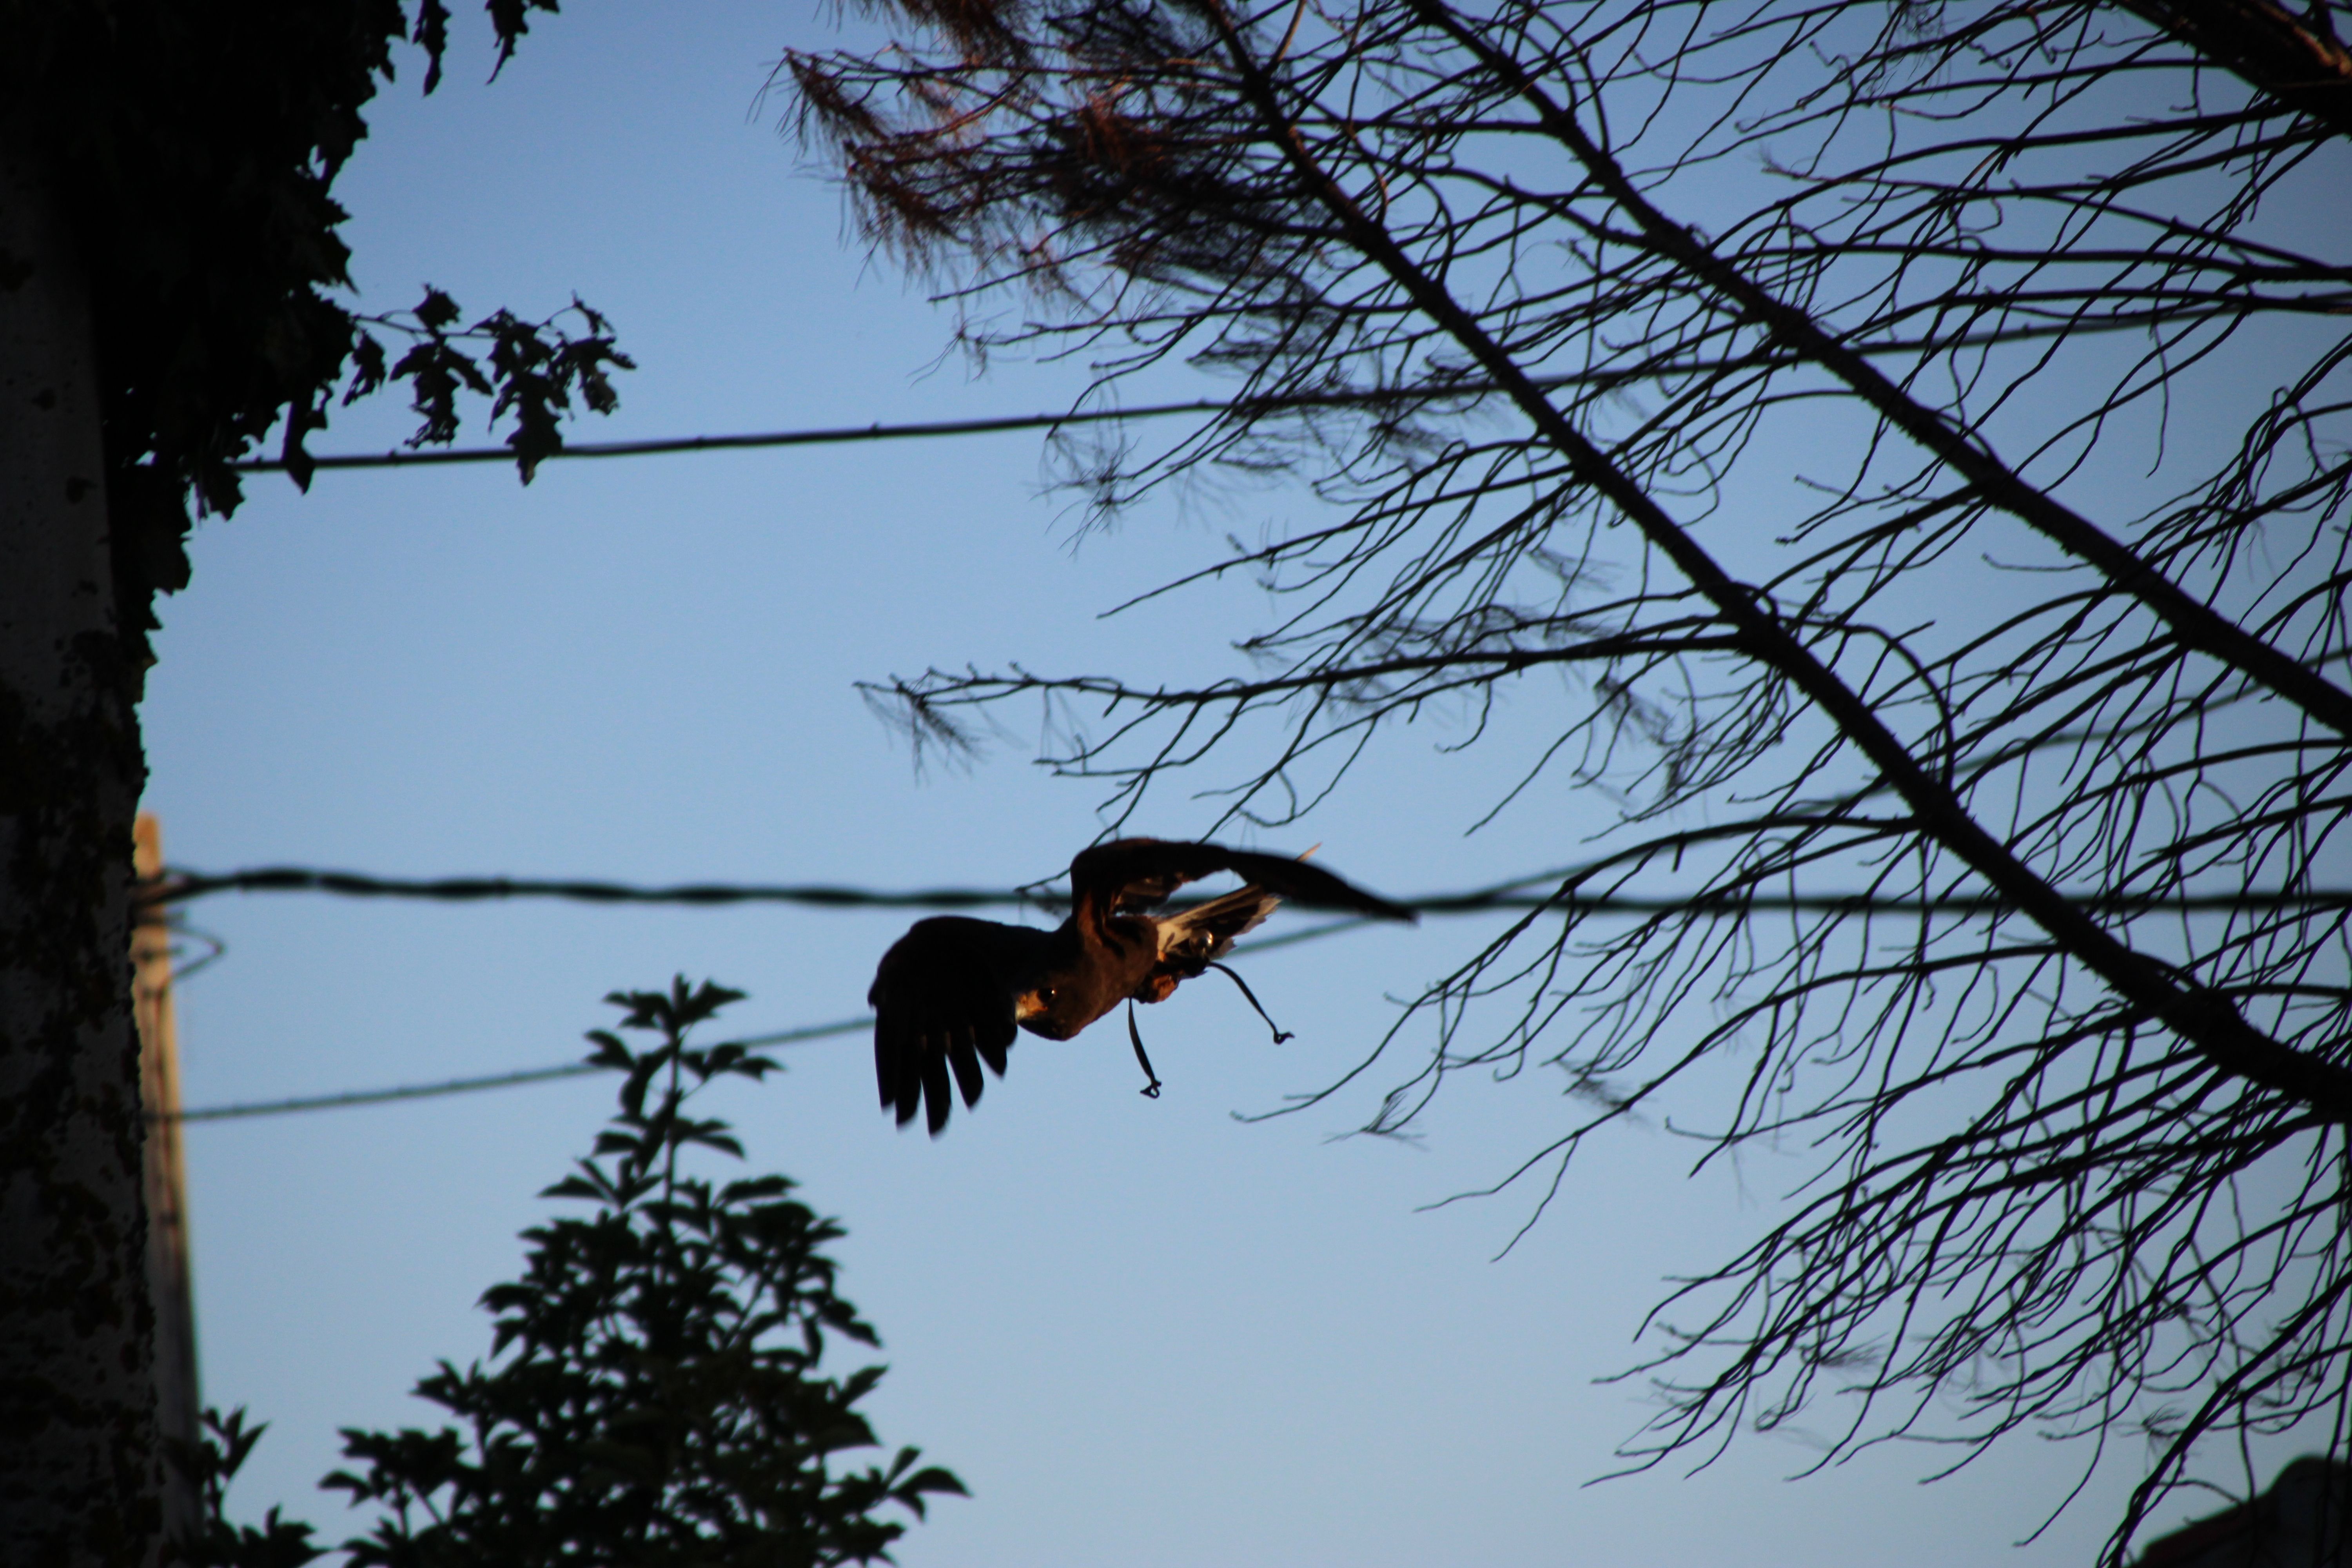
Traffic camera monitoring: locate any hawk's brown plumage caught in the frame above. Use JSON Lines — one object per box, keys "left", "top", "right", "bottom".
{"left": 868, "top": 838, "right": 1414, "bottom": 1134}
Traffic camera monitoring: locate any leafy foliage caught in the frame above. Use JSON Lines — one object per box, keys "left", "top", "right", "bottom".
{"left": 317, "top": 979, "right": 965, "bottom": 1568}
{"left": 166, "top": 1408, "right": 327, "bottom": 1568}
{"left": 162, "top": 981, "right": 960, "bottom": 1568}
{"left": 3, "top": 0, "right": 617, "bottom": 664}
{"left": 340, "top": 288, "right": 633, "bottom": 483}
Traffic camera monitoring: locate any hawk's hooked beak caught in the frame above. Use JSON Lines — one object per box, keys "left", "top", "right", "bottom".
{"left": 1013, "top": 991, "right": 1047, "bottom": 1022}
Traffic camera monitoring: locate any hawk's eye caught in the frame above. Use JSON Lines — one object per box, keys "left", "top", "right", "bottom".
{"left": 1040, "top": 987, "right": 1058, "bottom": 1005}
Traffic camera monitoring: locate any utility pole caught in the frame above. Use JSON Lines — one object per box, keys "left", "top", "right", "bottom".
{"left": 134, "top": 814, "right": 200, "bottom": 1543}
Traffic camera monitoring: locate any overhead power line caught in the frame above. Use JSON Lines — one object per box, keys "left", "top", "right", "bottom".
{"left": 162, "top": 914, "right": 1385, "bottom": 1124}
{"left": 235, "top": 397, "right": 1237, "bottom": 473}
{"left": 223, "top": 370, "right": 1695, "bottom": 474}
{"left": 164, "top": 1016, "right": 871, "bottom": 1124}
{"left": 144, "top": 865, "right": 2352, "bottom": 917}
{"left": 173, "top": 1061, "right": 602, "bottom": 1123}
{"left": 230, "top": 327, "right": 2142, "bottom": 477}
{"left": 154, "top": 873, "right": 2350, "bottom": 1124}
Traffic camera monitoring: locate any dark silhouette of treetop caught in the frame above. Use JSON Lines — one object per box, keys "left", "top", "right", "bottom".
{"left": 323, "top": 980, "right": 967, "bottom": 1568}
{"left": 163, "top": 981, "right": 964, "bottom": 1568}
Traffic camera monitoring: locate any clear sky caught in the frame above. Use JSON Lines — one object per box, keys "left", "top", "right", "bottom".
{"left": 138, "top": 4, "right": 2322, "bottom": 1563}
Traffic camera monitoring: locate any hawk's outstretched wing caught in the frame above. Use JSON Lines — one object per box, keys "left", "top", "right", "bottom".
{"left": 868, "top": 916, "right": 1048, "bottom": 1136}
{"left": 1070, "top": 838, "right": 1419, "bottom": 925}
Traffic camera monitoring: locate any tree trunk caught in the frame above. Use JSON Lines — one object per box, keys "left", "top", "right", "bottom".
{"left": 0, "top": 146, "right": 162, "bottom": 1568}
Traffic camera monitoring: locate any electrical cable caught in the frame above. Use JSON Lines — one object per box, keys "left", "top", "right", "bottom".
{"left": 160, "top": 916, "right": 1404, "bottom": 1125}
{"left": 142, "top": 865, "right": 2352, "bottom": 917}
{"left": 147, "top": 869, "right": 2349, "bottom": 1123}
{"left": 164, "top": 1015, "right": 871, "bottom": 1123}
{"left": 225, "top": 372, "right": 1652, "bottom": 475}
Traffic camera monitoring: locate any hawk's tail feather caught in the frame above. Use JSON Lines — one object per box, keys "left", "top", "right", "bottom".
{"left": 1156, "top": 883, "right": 1283, "bottom": 967}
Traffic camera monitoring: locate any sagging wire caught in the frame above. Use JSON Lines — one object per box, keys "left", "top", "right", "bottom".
{"left": 165, "top": 1015, "right": 871, "bottom": 1123}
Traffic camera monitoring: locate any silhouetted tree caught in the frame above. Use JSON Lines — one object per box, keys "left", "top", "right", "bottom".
{"left": 791, "top": 0, "right": 2352, "bottom": 1555}
{"left": 172, "top": 981, "right": 963, "bottom": 1568}
{"left": 1, "top": 5, "right": 625, "bottom": 1561}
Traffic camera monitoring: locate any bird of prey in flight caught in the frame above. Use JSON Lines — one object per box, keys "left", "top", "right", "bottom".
{"left": 869, "top": 838, "right": 1416, "bottom": 1134}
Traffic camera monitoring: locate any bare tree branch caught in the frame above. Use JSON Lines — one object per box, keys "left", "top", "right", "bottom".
{"left": 789, "top": 0, "right": 2352, "bottom": 1553}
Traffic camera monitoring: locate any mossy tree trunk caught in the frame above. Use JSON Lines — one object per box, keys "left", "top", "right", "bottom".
{"left": 0, "top": 146, "right": 160, "bottom": 1568}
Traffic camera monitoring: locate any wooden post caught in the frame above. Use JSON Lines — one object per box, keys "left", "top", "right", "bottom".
{"left": 133, "top": 814, "right": 201, "bottom": 1541}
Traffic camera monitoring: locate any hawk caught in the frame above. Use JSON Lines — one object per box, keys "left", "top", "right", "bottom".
{"left": 869, "top": 838, "right": 1415, "bottom": 1134}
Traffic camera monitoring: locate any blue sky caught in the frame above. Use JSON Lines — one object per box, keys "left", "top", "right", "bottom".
{"left": 136, "top": 4, "right": 2325, "bottom": 1563}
